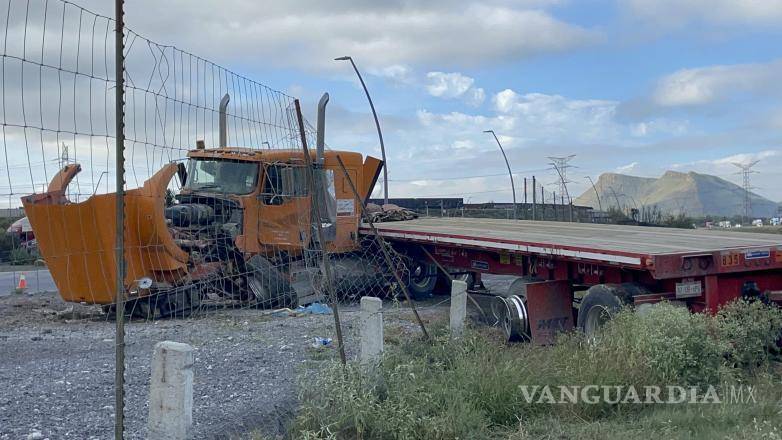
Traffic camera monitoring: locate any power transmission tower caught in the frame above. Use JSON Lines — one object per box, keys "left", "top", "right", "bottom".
{"left": 547, "top": 155, "right": 575, "bottom": 202}
{"left": 548, "top": 155, "right": 576, "bottom": 221}
{"left": 732, "top": 160, "right": 759, "bottom": 224}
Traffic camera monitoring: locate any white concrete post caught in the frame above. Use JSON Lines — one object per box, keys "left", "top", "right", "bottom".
{"left": 148, "top": 341, "right": 194, "bottom": 440}
{"left": 360, "top": 296, "right": 383, "bottom": 364}
{"left": 450, "top": 280, "right": 468, "bottom": 337}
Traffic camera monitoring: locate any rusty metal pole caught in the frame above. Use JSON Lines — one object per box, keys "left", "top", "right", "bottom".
{"left": 335, "top": 155, "right": 430, "bottom": 340}
{"left": 531, "top": 176, "right": 536, "bottom": 220}
{"left": 113, "top": 0, "right": 126, "bottom": 438}
{"left": 294, "top": 99, "right": 347, "bottom": 365}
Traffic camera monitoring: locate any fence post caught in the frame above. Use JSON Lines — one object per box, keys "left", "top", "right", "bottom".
{"left": 360, "top": 296, "right": 384, "bottom": 364}
{"left": 450, "top": 280, "right": 468, "bottom": 337}
{"left": 148, "top": 341, "right": 194, "bottom": 440}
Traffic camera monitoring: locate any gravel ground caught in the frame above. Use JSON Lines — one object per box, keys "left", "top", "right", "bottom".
{"left": 0, "top": 292, "right": 448, "bottom": 439}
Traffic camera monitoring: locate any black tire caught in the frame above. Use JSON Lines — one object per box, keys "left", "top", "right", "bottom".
{"left": 407, "top": 260, "right": 437, "bottom": 299}
{"left": 577, "top": 284, "right": 631, "bottom": 337}
{"left": 246, "top": 255, "right": 297, "bottom": 308}
{"left": 436, "top": 270, "right": 477, "bottom": 294}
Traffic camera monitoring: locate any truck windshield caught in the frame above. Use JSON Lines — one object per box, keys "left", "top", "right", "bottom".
{"left": 184, "top": 159, "right": 258, "bottom": 195}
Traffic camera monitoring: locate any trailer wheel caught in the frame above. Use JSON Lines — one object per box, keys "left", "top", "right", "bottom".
{"left": 494, "top": 295, "right": 530, "bottom": 342}
{"left": 246, "top": 255, "right": 297, "bottom": 309}
{"left": 439, "top": 270, "right": 476, "bottom": 292}
{"left": 577, "top": 284, "right": 629, "bottom": 337}
{"left": 407, "top": 260, "right": 437, "bottom": 299}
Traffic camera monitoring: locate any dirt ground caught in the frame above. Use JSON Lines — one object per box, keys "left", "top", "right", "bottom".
{"left": 0, "top": 292, "right": 448, "bottom": 439}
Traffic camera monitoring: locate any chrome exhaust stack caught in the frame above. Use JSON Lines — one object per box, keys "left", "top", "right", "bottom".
{"left": 316, "top": 92, "right": 329, "bottom": 165}
{"left": 219, "top": 93, "right": 230, "bottom": 147}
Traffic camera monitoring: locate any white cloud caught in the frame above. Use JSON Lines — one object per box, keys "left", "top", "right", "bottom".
{"left": 491, "top": 90, "right": 619, "bottom": 141}
{"left": 425, "top": 72, "right": 475, "bottom": 98}
{"left": 76, "top": 0, "right": 596, "bottom": 72}
{"left": 368, "top": 65, "right": 415, "bottom": 85}
{"left": 467, "top": 88, "right": 486, "bottom": 107}
{"left": 615, "top": 161, "right": 640, "bottom": 173}
{"left": 624, "top": 0, "right": 782, "bottom": 28}
{"left": 710, "top": 150, "right": 779, "bottom": 167}
{"left": 424, "top": 71, "right": 486, "bottom": 106}
{"left": 653, "top": 60, "right": 782, "bottom": 107}
{"left": 631, "top": 120, "right": 689, "bottom": 137}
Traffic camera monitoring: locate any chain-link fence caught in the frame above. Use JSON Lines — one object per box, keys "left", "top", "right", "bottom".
{"left": 0, "top": 1, "right": 427, "bottom": 438}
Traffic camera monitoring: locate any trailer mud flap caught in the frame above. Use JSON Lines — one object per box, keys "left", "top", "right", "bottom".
{"left": 525, "top": 280, "right": 574, "bottom": 345}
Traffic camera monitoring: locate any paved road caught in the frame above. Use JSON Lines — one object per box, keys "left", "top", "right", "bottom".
{"left": 0, "top": 269, "right": 56, "bottom": 296}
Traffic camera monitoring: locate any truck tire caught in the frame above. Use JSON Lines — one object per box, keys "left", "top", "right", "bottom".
{"left": 438, "top": 270, "right": 477, "bottom": 292}
{"left": 577, "top": 284, "right": 631, "bottom": 337}
{"left": 407, "top": 260, "right": 437, "bottom": 299}
{"left": 246, "top": 255, "right": 297, "bottom": 309}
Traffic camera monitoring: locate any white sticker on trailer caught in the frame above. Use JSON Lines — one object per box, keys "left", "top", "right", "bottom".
{"left": 675, "top": 281, "right": 702, "bottom": 298}
{"left": 336, "top": 199, "right": 355, "bottom": 215}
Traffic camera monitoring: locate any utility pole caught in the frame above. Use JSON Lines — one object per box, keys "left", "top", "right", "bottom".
{"left": 484, "top": 130, "right": 517, "bottom": 219}
{"left": 532, "top": 176, "right": 537, "bottom": 220}
{"left": 733, "top": 161, "right": 759, "bottom": 225}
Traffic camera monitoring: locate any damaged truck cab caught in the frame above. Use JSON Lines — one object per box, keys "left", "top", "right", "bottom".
{"left": 21, "top": 146, "right": 383, "bottom": 316}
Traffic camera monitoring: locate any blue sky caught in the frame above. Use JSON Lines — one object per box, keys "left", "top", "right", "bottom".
{"left": 27, "top": 0, "right": 782, "bottom": 204}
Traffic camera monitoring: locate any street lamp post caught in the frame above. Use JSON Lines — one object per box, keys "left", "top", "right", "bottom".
{"left": 335, "top": 56, "right": 388, "bottom": 205}
{"left": 483, "top": 130, "right": 517, "bottom": 220}
{"left": 585, "top": 176, "right": 602, "bottom": 211}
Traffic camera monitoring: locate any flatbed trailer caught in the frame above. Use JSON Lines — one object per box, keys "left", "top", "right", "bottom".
{"left": 362, "top": 218, "right": 782, "bottom": 341}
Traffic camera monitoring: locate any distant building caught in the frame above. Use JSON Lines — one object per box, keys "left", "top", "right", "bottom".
{"left": 368, "top": 198, "right": 463, "bottom": 210}
{"left": 0, "top": 207, "right": 24, "bottom": 218}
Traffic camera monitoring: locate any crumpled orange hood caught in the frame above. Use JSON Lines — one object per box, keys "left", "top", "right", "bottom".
{"left": 21, "top": 163, "right": 189, "bottom": 304}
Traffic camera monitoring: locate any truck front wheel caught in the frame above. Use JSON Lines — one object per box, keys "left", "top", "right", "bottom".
{"left": 246, "top": 255, "right": 297, "bottom": 309}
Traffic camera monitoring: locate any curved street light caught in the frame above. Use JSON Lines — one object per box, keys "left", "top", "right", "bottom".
{"left": 335, "top": 56, "right": 388, "bottom": 205}
{"left": 483, "top": 130, "right": 517, "bottom": 220}
{"left": 584, "top": 176, "right": 603, "bottom": 211}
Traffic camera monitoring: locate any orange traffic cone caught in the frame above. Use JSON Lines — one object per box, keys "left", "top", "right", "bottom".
{"left": 15, "top": 273, "right": 27, "bottom": 293}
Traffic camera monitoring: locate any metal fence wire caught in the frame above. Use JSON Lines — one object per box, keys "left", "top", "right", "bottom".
{"left": 0, "top": 0, "right": 421, "bottom": 438}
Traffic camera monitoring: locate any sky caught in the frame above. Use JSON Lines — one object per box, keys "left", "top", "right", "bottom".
{"left": 12, "top": 0, "right": 782, "bottom": 205}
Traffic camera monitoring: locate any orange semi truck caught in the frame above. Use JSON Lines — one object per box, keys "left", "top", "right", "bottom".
{"left": 21, "top": 94, "right": 385, "bottom": 317}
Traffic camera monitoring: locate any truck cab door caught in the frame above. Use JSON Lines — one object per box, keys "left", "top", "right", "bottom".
{"left": 256, "top": 163, "right": 312, "bottom": 253}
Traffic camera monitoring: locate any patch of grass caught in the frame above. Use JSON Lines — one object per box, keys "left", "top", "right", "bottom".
{"left": 290, "top": 301, "right": 782, "bottom": 439}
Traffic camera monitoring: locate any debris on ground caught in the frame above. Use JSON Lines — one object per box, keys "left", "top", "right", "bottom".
{"left": 311, "top": 337, "right": 333, "bottom": 349}
{"left": 270, "top": 303, "right": 333, "bottom": 318}
{"left": 365, "top": 203, "right": 418, "bottom": 222}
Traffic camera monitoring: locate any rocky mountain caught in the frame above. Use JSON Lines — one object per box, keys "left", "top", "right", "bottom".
{"left": 575, "top": 171, "right": 779, "bottom": 218}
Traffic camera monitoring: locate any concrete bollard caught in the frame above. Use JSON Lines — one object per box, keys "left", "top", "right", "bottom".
{"left": 360, "top": 296, "right": 384, "bottom": 364}
{"left": 450, "top": 280, "right": 468, "bottom": 337}
{"left": 148, "top": 341, "right": 194, "bottom": 440}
